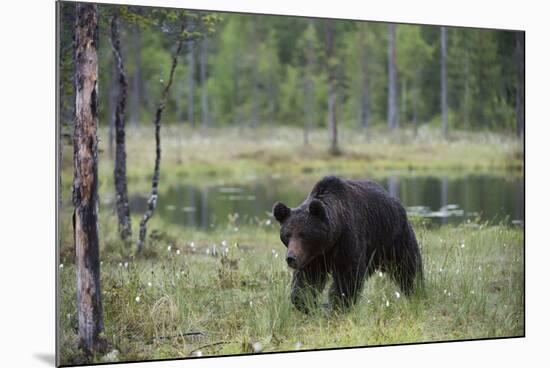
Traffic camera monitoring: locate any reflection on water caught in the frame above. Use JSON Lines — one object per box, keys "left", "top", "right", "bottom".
{"left": 125, "top": 175, "right": 524, "bottom": 230}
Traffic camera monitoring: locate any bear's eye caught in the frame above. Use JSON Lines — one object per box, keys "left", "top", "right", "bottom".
{"left": 280, "top": 232, "right": 290, "bottom": 246}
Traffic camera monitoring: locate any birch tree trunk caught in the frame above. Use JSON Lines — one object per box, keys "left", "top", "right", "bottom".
{"left": 303, "top": 21, "right": 315, "bottom": 145}
{"left": 387, "top": 24, "right": 399, "bottom": 129}
{"left": 72, "top": 3, "right": 104, "bottom": 353}
{"left": 440, "top": 26, "right": 448, "bottom": 138}
{"left": 200, "top": 36, "right": 210, "bottom": 128}
{"left": 325, "top": 20, "right": 339, "bottom": 155}
{"left": 412, "top": 76, "right": 419, "bottom": 135}
{"left": 463, "top": 46, "right": 470, "bottom": 129}
{"left": 137, "top": 20, "right": 187, "bottom": 252}
{"left": 515, "top": 32, "right": 525, "bottom": 138}
{"left": 359, "top": 23, "right": 370, "bottom": 131}
{"left": 187, "top": 39, "right": 195, "bottom": 127}
{"left": 130, "top": 25, "right": 141, "bottom": 126}
{"left": 250, "top": 20, "right": 260, "bottom": 128}
{"left": 110, "top": 14, "right": 132, "bottom": 240}
{"left": 107, "top": 61, "right": 117, "bottom": 160}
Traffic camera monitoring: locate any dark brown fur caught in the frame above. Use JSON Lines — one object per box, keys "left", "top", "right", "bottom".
{"left": 273, "top": 176, "right": 423, "bottom": 312}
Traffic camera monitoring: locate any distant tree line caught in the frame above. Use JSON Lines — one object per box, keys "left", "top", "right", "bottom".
{"left": 59, "top": 6, "right": 524, "bottom": 140}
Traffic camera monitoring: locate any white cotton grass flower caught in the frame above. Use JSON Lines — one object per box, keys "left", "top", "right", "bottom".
{"left": 59, "top": 263, "right": 64, "bottom": 269}
{"left": 395, "top": 291, "right": 401, "bottom": 299}
{"left": 176, "top": 249, "right": 181, "bottom": 255}
{"left": 385, "top": 300, "right": 390, "bottom": 307}
{"left": 147, "top": 282, "right": 152, "bottom": 287}
{"left": 167, "top": 245, "right": 172, "bottom": 252}
{"left": 221, "top": 240, "right": 228, "bottom": 247}
{"left": 206, "top": 249, "right": 211, "bottom": 255}
{"left": 135, "top": 296, "right": 141, "bottom": 303}
{"left": 265, "top": 219, "right": 272, "bottom": 226}
{"left": 294, "top": 341, "right": 303, "bottom": 350}
{"left": 124, "top": 261, "right": 129, "bottom": 268}
{"left": 460, "top": 241, "right": 465, "bottom": 249}
{"left": 193, "top": 350, "right": 203, "bottom": 357}
{"left": 378, "top": 271, "right": 383, "bottom": 278}
{"left": 252, "top": 342, "right": 263, "bottom": 353}
{"left": 118, "top": 262, "right": 123, "bottom": 268}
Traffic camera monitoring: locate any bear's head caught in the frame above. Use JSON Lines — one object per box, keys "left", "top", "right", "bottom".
{"left": 272, "top": 199, "right": 332, "bottom": 269}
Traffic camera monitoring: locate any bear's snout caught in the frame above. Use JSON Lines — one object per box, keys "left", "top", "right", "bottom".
{"left": 286, "top": 251, "right": 298, "bottom": 268}
{"left": 287, "top": 239, "right": 305, "bottom": 269}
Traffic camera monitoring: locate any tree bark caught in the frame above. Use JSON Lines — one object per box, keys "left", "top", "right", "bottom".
{"left": 107, "top": 60, "right": 117, "bottom": 160}
{"left": 463, "top": 44, "right": 470, "bottom": 129}
{"left": 137, "top": 20, "right": 187, "bottom": 252}
{"left": 200, "top": 36, "right": 210, "bottom": 128}
{"left": 325, "top": 20, "right": 339, "bottom": 155}
{"left": 515, "top": 32, "right": 525, "bottom": 137}
{"left": 187, "top": 38, "right": 195, "bottom": 127}
{"left": 110, "top": 14, "right": 132, "bottom": 240}
{"left": 359, "top": 23, "right": 370, "bottom": 131}
{"left": 130, "top": 25, "right": 141, "bottom": 126}
{"left": 303, "top": 22, "right": 315, "bottom": 145}
{"left": 249, "top": 20, "right": 260, "bottom": 128}
{"left": 72, "top": 3, "right": 104, "bottom": 353}
{"left": 441, "top": 26, "right": 448, "bottom": 138}
{"left": 387, "top": 24, "right": 399, "bottom": 129}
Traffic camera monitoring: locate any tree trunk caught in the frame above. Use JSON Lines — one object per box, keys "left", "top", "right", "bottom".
{"left": 72, "top": 3, "right": 104, "bottom": 353}
{"left": 359, "top": 23, "right": 370, "bottom": 131}
{"left": 304, "top": 22, "right": 315, "bottom": 145}
{"left": 200, "top": 36, "right": 210, "bottom": 128}
{"left": 387, "top": 24, "right": 399, "bottom": 129}
{"left": 402, "top": 79, "right": 407, "bottom": 125}
{"left": 107, "top": 60, "right": 117, "bottom": 160}
{"left": 441, "top": 26, "right": 448, "bottom": 138}
{"left": 412, "top": 81, "right": 418, "bottom": 135}
{"left": 187, "top": 39, "right": 195, "bottom": 127}
{"left": 250, "top": 21, "right": 259, "bottom": 128}
{"left": 129, "top": 25, "right": 141, "bottom": 126}
{"left": 325, "top": 20, "right": 339, "bottom": 155}
{"left": 137, "top": 20, "right": 187, "bottom": 252}
{"left": 110, "top": 14, "right": 132, "bottom": 240}
{"left": 515, "top": 32, "right": 525, "bottom": 137}
{"left": 463, "top": 45, "right": 470, "bottom": 129}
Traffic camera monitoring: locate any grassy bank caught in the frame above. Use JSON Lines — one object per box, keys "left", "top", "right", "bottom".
{"left": 59, "top": 125, "right": 523, "bottom": 193}
{"left": 58, "top": 214, "right": 524, "bottom": 365}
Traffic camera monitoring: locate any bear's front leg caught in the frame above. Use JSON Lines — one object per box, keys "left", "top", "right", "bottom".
{"left": 329, "top": 266, "right": 368, "bottom": 311}
{"left": 290, "top": 257, "right": 329, "bottom": 313}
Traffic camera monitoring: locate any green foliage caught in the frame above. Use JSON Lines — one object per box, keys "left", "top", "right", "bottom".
{"left": 59, "top": 4, "right": 522, "bottom": 133}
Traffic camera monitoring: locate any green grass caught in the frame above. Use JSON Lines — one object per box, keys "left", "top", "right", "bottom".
{"left": 58, "top": 125, "right": 524, "bottom": 365}
{"left": 58, "top": 214, "right": 524, "bottom": 365}
{"left": 59, "top": 125, "right": 523, "bottom": 194}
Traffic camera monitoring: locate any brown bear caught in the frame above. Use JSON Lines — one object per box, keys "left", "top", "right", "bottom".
{"left": 273, "top": 176, "right": 423, "bottom": 312}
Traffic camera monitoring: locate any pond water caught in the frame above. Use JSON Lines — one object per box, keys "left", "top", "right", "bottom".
{"left": 126, "top": 174, "right": 524, "bottom": 230}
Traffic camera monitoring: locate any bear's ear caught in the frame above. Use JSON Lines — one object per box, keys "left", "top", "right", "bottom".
{"left": 273, "top": 202, "right": 291, "bottom": 223}
{"left": 308, "top": 199, "right": 327, "bottom": 220}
